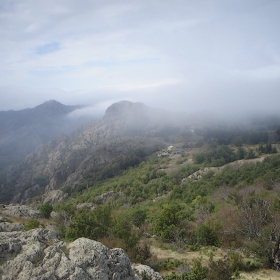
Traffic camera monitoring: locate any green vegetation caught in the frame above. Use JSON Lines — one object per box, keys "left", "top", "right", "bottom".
{"left": 24, "top": 218, "right": 41, "bottom": 231}
{"left": 40, "top": 203, "right": 53, "bottom": 218}
{"left": 50, "top": 125, "right": 280, "bottom": 277}
{"left": 65, "top": 206, "right": 111, "bottom": 241}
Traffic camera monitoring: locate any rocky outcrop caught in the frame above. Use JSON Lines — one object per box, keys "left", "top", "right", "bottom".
{"left": 0, "top": 204, "right": 41, "bottom": 218}
{"left": 0, "top": 228, "right": 162, "bottom": 280}
{"left": 0, "top": 222, "right": 24, "bottom": 232}
{"left": 43, "top": 189, "right": 69, "bottom": 205}
{"left": 76, "top": 202, "right": 96, "bottom": 210}
{"left": 95, "top": 191, "right": 118, "bottom": 204}
{"left": 133, "top": 265, "right": 162, "bottom": 280}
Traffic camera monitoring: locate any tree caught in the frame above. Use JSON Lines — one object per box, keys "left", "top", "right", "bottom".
{"left": 40, "top": 203, "right": 53, "bottom": 218}
{"left": 193, "top": 153, "right": 206, "bottom": 164}
{"left": 65, "top": 205, "right": 112, "bottom": 241}
{"left": 153, "top": 204, "right": 185, "bottom": 241}
{"left": 245, "top": 148, "right": 255, "bottom": 159}
{"left": 236, "top": 147, "right": 246, "bottom": 160}
{"left": 194, "top": 223, "right": 221, "bottom": 246}
{"left": 232, "top": 136, "right": 243, "bottom": 147}
{"left": 130, "top": 208, "right": 147, "bottom": 228}
{"left": 235, "top": 196, "right": 272, "bottom": 239}
{"left": 112, "top": 213, "right": 139, "bottom": 250}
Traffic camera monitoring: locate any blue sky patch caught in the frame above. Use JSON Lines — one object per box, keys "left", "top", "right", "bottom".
{"left": 36, "top": 42, "right": 60, "bottom": 55}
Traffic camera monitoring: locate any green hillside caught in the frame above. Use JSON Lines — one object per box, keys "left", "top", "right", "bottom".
{"left": 43, "top": 137, "right": 280, "bottom": 279}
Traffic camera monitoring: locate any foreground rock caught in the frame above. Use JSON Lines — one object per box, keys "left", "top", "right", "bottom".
{"left": 0, "top": 204, "right": 41, "bottom": 218}
{"left": 0, "top": 222, "right": 24, "bottom": 232}
{"left": 0, "top": 228, "right": 162, "bottom": 280}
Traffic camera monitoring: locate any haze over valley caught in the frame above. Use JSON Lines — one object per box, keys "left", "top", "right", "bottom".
{"left": 1, "top": 99, "right": 280, "bottom": 279}
{"left": 1, "top": 1, "right": 280, "bottom": 279}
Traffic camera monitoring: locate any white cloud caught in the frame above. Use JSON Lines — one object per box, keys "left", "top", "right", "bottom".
{"left": 232, "top": 64, "right": 280, "bottom": 81}
{"left": 0, "top": 0, "right": 280, "bottom": 115}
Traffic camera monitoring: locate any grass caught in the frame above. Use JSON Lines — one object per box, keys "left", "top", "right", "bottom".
{"left": 240, "top": 269, "right": 280, "bottom": 280}
{"left": 149, "top": 240, "right": 279, "bottom": 278}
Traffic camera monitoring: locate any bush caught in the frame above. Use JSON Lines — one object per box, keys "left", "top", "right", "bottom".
{"left": 40, "top": 203, "right": 53, "bottom": 218}
{"left": 141, "top": 271, "right": 152, "bottom": 280}
{"left": 194, "top": 224, "right": 221, "bottom": 246}
{"left": 206, "top": 258, "right": 233, "bottom": 280}
{"left": 153, "top": 204, "right": 185, "bottom": 242}
{"left": 227, "top": 251, "right": 246, "bottom": 272}
{"left": 24, "top": 218, "right": 40, "bottom": 231}
{"left": 191, "top": 258, "right": 208, "bottom": 280}
{"left": 65, "top": 205, "right": 112, "bottom": 241}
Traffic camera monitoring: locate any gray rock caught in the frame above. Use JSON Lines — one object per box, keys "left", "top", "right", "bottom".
{"left": 76, "top": 202, "right": 96, "bottom": 210}
{"left": 95, "top": 191, "right": 117, "bottom": 204}
{"left": 133, "top": 264, "right": 163, "bottom": 280}
{"left": 0, "top": 204, "right": 41, "bottom": 218}
{"left": 43, "top": 189, "right": 68, "bottom": 205}
{"left": 0, "top": 229, "right": 162, "bottom": 280}
{"left": 0, "top": 222, "right": 24, "bottom": 232}
{"left": 0, "top": 216, "right": 9, "bottom": 222}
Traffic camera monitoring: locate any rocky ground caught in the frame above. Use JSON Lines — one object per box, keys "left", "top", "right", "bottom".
{"left": 0, "top": 204, "right": 162, "bottom": 280}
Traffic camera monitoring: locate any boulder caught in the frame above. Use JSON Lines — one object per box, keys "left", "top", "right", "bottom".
{"left": 133, "top": 264, "right": 162, "bottom": 280}
{"left": 0, "top": 229, "right": 162, "bottom": 279}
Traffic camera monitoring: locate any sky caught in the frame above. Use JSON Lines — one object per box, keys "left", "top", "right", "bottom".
{"left": 0, "top": 0, "right": 280, "bottom": 117}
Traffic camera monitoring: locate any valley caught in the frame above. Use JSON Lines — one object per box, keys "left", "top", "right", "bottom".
{"left": 1, "top": 100, "right": 280, "bottom": 279}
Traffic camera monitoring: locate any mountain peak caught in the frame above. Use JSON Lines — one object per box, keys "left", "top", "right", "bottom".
{"left": 35, "top": 100, "right": 65, "bottom": 110}
{"left": 103, "top": 101, "right": 145, "bottom": 120}
{"left": 33, "top": 100, "right": 82, "bottom": 116}
{"left": 43, "top": 99, "right": 63, "bottom": 105}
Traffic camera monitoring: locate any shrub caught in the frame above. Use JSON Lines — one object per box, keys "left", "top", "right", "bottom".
{"left": 24, "top": 218, "right": 40, "bottom": 231}
{"left": 227, "top": 251, "right": 245, "bottom": 272}
{"left": 65, "top": 205, "right": 112, "bottom": 241}
{"left": 191, "top": 258, "right": 208, "bottom": 280}
{"left": 141, "top": 271, "right": 152, "bottom": 280}
{"left": 194, "top": 224, "right": 221, "bottom": 246}
{"left": 40, "top": 203, "right": 53, "bottom": 218}
{"left": 206, "top": 258, "right": 233, "bottom": 280}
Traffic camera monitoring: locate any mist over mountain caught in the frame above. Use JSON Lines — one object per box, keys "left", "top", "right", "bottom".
{"left": 1, "top": 100, "right": 280, "bottom": 204}
{"left": 0, "top": 100, "right": 92, "bottom": 168}
{"left": 0, "top": 101, "right": 174, "bottom": 203}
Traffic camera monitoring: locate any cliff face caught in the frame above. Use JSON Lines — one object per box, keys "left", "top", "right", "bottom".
{"left": 0, "top": 227, "right": 162, "bottom": 279}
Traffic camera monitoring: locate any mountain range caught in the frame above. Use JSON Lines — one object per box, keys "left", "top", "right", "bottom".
{"left": 1, "top": 99, "right": 279, "bottom": 205}
{"left": 0, "top": 100, "right": 194, "bottom": 204}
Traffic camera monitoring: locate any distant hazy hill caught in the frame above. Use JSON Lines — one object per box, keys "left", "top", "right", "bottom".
{"left": 0, "top": 100, "right": 193, "bottom": 204}
{"left": 3, "top": 100, "right": 275, "bottom": 204}
{"left": 0, "top": 100, "right": 90, "bottom": 167}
